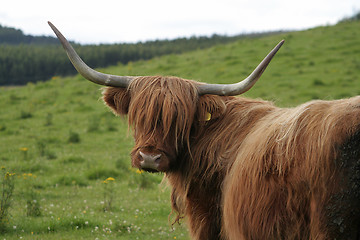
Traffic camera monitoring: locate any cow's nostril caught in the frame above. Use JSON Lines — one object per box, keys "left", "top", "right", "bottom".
{"left": 139, "top": 151, "right": 161, "bottom": 161}
{"left": 139, "top": 151, "right": 161, "bottom": 170}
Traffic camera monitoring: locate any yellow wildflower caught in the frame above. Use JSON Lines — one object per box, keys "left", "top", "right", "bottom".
{"left": 106, "top": 177, "right": 115, "bottom": 181}
{"left": 136, "top": 169, "right": 144, "bottom": 174}
{"left": 19, "top": 147, "right": 28, "bottom": 152}
{"left": 23, "top": 173, "right": 35, "bottom": 179}
{"left": 4, "top": 172, "right": 15, "bottom": 179}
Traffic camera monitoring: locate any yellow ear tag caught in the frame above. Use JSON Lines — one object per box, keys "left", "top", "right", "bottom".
{"left": 205, "top": 112, "right": 211, "bottom": 121}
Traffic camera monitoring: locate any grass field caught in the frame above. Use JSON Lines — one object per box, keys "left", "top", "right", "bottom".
{"left": 0, "top": 20, "right": 359, "bottom": 239}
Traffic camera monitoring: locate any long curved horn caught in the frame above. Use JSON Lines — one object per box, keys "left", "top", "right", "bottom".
{"left": 197, "top": 40, "right": 284, "bottom": 96}
{"left": 48, "top": 21, "right": 134, "bottom": 87}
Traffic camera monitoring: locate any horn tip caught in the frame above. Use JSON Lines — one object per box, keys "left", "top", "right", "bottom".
{"left": 48, "top": 21, "right": 58, "bottom": 34}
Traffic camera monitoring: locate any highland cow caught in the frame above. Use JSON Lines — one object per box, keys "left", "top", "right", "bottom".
{"left": 49, "top": 22, "right": 360, "bottom": 240}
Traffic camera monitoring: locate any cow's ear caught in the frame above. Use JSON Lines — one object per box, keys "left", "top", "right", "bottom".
{"left": 102, "top": 87, "right": 130, "bottom": 115}
{"left": 196, "top": 95, "right": 226, "bottom": 122}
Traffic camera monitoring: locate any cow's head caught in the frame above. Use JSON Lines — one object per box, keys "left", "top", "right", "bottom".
{"left": 102, "top": 76, "right": 228, "bottom": 172}
{"left": 48, "top": 22, "right": 283, "bottom": 172}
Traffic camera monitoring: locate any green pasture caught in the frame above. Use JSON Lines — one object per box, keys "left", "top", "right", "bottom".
{"left": 0, "top": 20, "right": 359, "bottom": 239}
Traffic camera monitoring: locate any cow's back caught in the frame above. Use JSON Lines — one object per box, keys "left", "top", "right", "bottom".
{"left": 222, "top": 96, "right": 360, "bottom": 240}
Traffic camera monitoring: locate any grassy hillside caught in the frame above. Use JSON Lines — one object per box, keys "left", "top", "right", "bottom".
{"left": 0, "top": 20, "right": 359, "bottom": 239}
{"left": 103, "top": 20, "right": 359, "bottom": 107}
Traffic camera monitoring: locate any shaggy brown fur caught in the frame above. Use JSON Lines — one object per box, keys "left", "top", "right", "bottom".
{"left": 222, "top": 97, "right": 360, "bottom": 239}
{"left": 102, "top": 76, "right": 360, "bottom": 240}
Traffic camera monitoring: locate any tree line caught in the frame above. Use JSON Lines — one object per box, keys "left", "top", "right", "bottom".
{"left": 0, "top": 24, "right": 286, "bottom": 85}
{"left": 0, "top": 24, "right": 59, "bottom": 45}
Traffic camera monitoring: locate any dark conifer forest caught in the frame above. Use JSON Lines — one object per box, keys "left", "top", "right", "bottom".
{"left": 0, "top": 24, "right": 285, "bottom": 85}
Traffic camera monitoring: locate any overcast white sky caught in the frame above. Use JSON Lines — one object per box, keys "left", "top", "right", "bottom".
{"left": 1, "top": 0, "right": 359, "bottom": 44}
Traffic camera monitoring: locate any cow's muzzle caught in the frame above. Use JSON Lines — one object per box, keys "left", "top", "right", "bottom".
{"left": 139, "top": 151, "right": 161, "bottom": 172}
